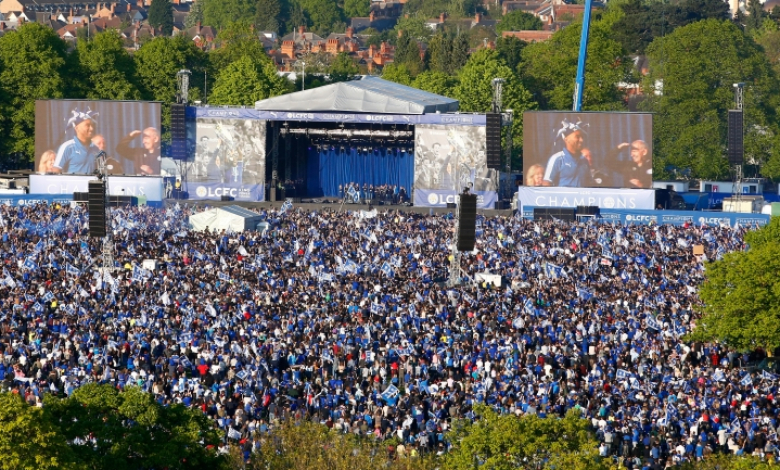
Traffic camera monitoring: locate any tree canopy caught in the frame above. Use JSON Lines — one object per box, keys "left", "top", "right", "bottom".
{"left": 496, "top": 10, "right": 543, "bottom": 33}
{"left": 147, "top": 0, "right": 174, "bottom": 35}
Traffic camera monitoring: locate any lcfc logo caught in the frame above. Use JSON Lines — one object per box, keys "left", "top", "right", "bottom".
{"left": 602, "top": 197, "right": 615, "bottom": 208}
{"left": 196, "top": 186, "right": 208, "bottom": 198}
{"left": 427, "top": 193, "right": 439, "bottom": 205}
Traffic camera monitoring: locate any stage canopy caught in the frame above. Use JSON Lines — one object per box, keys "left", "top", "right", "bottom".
{"left": 254, "top": 76, "right": 458, "bottom": 114}
{"left": 189, "top": 206, "right": 263, "bottom": 232}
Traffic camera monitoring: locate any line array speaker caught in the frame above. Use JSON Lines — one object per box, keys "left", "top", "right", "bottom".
{"left": 457, "top": 193, "right": 478, "bottom": 252}
{"left": 533, "top": 207, "right": 576, "bottom": 222}
{"left": 728, "top": 110, "right": 744, "bottom": 167}
{"left": 170, "top": 103, "right": 187, "bottom": 160}
{"left": 576, "top": 205, "right": 600, "bottom": 216}
{"left": 87, "top": 180, "right": 106, "bottom": 238}
{"left": 486, "top": 113, "right": 502, "bottom": 170}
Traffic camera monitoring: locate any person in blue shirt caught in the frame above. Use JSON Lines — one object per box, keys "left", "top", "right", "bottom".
{"left": 542, "top": 119, "right": 591, "bottom": 187}
{"left": 53, "top": 108, "right": 101, "bottom": 174}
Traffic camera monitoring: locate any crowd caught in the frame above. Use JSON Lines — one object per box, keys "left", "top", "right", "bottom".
{"left": 338, "top": 183, "right": 408, "bottom": 204}
{"left": 0, "top": 201, "right": 775, "bottom": 469}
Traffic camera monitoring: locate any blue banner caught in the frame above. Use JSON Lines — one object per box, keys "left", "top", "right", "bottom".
{"left": 520, "top": 207, "right": 770, "bottom": 227}
{"left": 29, "top": 175, "right": 164, "bottom": 202}
{"left": 190, "top": 108, "right": 487, "bottom": 126}
{"left": 185, "top": 182, "right": 265, "bottom": 202}
{"left": 414, "top": 189, "right": 497, "bottom": 209}
{"left": 0, "top": 195, "right": 73, "bottom": 207}
{"left": 516, "top": 187, "right": 656, "bottom": 211}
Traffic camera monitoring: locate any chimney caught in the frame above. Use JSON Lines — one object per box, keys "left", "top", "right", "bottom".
{"left": 439, "top": 12, "right": 445, "bottom": 23}
{"left": 369, "top": 11, "right": 375, "bottom": 22}
{"left": 548, "top": 15, "right": 552, "bottom": 25}
{"left": 380, "top": 41, "right": 387, "bottom": 54}
{"left": 368, "top": 44, "right": 376, "bottom": 58}
{"left": 298, "top": 25, "right": 305, "bottom": 36}
{"left": 475, "top": 12, "right": 482, "bottom": 23}
{"left": 0, "top": 22, "right": 4, "bottom": 31}
{"left": 127, "top": 3, "right": 131, "bottom": 11}
{"left": 346, "top": 26, "right": 353, "bottom": 38}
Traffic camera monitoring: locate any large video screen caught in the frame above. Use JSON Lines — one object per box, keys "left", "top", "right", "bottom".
{"left": 413, "top": 124, "right": 498, "bottom": 208}
{"left": 35, "top": 100, "right": 161, "bottom": 176}
{"left": 523, "top": 112, "right": 653, "bottom": 189}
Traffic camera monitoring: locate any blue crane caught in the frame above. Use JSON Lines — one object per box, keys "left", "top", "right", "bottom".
{"left": 572, "top": 0, "right": 595, "bottom": 112}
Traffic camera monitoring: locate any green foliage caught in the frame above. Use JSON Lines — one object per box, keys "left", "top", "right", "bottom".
{"left": 0, "top": 23, "right": 71, "bottom": 161}
{"left": 329, "top": 52, "right": 359, "bottom": 82}
{"left": 520, "top": 18, "right": 631, "bottom": 110}
{"left": 694, "top": 217, "right": 780, "bottom": 351}
{"left": 210, "top": 21, "right": 270, "bottom": 77}
{"left": 73, "top": 30, "right": 140, "bottom": 100}
{"left": 496, "top": 10, "right": 543, "bottom": 33}
{"left": 254, "top": 0, "right": 281, "bottom": 31}
{"left": 449, "top": 33, "right": 470, "bottom": 74}
{"left": 412, "top": 70, "right": 457, "bottom": 96}
{"left": 381, "top": 63, "right": 413, "bottom": 85}
{"left": 402, "top": 0, "right": 479, "bottom": 19}
{"left": 209, "top": 55, "right": 291, "bottom": 104}
{"left": 426, "top": 32, "right": 451, "bottom": 73}
{"left": 0, "top": 393, "right": 77, "bottom": 470}
{"left": 201, "top": 0, "right": 256, "bottom": 30}
{"left": 343, "top": 0, "right": 370, "bottom": 18}
{"left": 184, "top": 0, "right": 204, "bottom": 29}
{"left": 746, "top": 0, "right": 765, "bottom": 31}
{"left": 393, "top": 14, "right": 433, "bottom": 43}
{"left": 444, "top": 405, "right": 609, "bottom": 470}
{"left": 148, "top": 0, "right": 174, "bottom": 35}
{"left": 394, "top": 32, "right": 425, "bottom": 76}
{"left": 495, "top": 35, "right": 526, "bottom": 72}
{"left": 642, "top": 19, "right": 780, "bottom": 180}
{"left": 298, "top": 0, "right": 346, "bottom": 36}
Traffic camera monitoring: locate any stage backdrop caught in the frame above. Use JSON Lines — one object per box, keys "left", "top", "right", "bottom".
{"left": 516, "top": 186, "right": 655, "bottom": 212}
{"left": 413, "top": 124, "right": 497, "bottom": 209}
{"left": 523, "top": 112, "right": 653, "bottom": 190}
{"left": 307, "top": 147, "right": 414, "bottom": 198}
{"left": 176, "top": 118, "right": 266, "bottom": 202}
{"left": 35, "top": 100, "right": 161, "bottom": 176}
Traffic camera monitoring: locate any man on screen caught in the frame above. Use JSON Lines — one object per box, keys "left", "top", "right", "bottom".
{"left": 115, "top": 127, "right": 160, "bottom": 175}
{"left": 52, "top": 108, "right": 101, "bottom": 174}
{"left": 624, "top": 140, "right": 652, "bottom": 188}
{"left": 92, "top": 134, "right": 124, "bottom": 175}
{"left": 542, "top": 119, "right": 591, "bottom": 187}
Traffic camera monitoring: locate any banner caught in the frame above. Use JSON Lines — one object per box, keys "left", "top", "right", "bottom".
{"left": 185, "top": 182, "right": 265, "bottom": 202}
{"left": 516, "top": 186, "right": 655, "bottom": 211}
{"left": 0, "top": 195, "right": 73, "bottom": 207}
{"left": 194, "top": 108, "right": 487, "bottom": 126}
{"left": 30, "top": 175, "right": 164, "bottom": 201}
{"left": 519, "top": 206, "right": 770, "bottom": 227}
{"left": 414, "top": 124, "right": 497, "bottom": 209}
{"left": 415, "top": 189, "right": 497, "bottom": 209}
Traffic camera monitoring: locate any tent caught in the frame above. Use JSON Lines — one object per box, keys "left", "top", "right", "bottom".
{"left": 189, "top": 206, "right": 263, "bottom": 232}
{"left": 254, "top": 76, "right": 458, "bottom": 114}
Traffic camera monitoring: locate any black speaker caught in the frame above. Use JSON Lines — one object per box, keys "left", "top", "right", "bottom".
{"left": 73, "top": 192, "right": 88, "bottom": 202}
{"left": 170, "top": 103, "right": 187, "bottom": 160}
{"left": 221, "top": 195, "right": 233, "bottom": 201}
{"left": 446, "top": 202, "right": 457, "bottom": 209}
{"left": 728, "top": 110, "right": 743, "bottom": 167}
{"left": 576, "top": 205, "right": 600, "bottom": 216}
{"left": 457, "top": 193, "right": 478, "bottom": 252}
{"left": 486, "top": 113, "right": 502, "bottom": 170}
{"left": 558, "top": 208, "right": 576, "bottom": 221}
{"left": 87, "top": 180, "right": 106, "bottom": 238}
{"left": 108, "top": 195, "right": 138, "bottom": 207}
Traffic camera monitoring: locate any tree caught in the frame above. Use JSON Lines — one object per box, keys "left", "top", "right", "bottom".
{"left": 394, "top": 31, "right": 424, "bottom": 76}
{"left": 148, "top": 0, "right": 174, "bottom": 35}
{"left": 254, "top": 0, "right": 281, "bottom": 31}
{"left": 184, "top": 0, "right": 204, "bottom": 28}
{"left": 343, "top": 0, "right": 370, "bottom": 18}
{"left": 202, "top": 0, "right": 256, "bottom": 29}
{"left": 426, "top": 32, "right": 451, "bottom": 73}
{"left": 0, "top": 23, "right": 71, "bottom": 161}
{"left": 642, "top": 19, "right": 780, "bottom": 180}
{"left": 209, "top": 55, "right": 291, "bottom": 104}
{"left": 381, "top": 63, "right": 413, "bottom": 85}
{"left": 449, "top": 33, "right": 470, "bottom": 73}
{"left": 495, "top": 10, "right": 543, "bottom": 33}
{"left": 329, "top": 52, "right": 359, "bottom": 82}
{"left": 495, "top": 35, "right": 526, "bottom": 72}
{"left": 0, "top": 393, "right": 77, "bottom": 470}
{"left": 412, "top": 70, "right": 457, "bottom": 96}
{"left": 746, "top": 0, "right": 765, "bottom": 31}
{"left": 393, "top": 14, "right": 433, "bottom": 43}
{"left": 209, "top": 21, "right": 271, "bottom": 78}
{"left": 298, "top": 0, "right": 346, "bottom": 36}
{"left": 73, "top": 30, "right": 140, "bottom": 100}
{"left": 693, "top": 217, "right": 780, "bottom": 351}
{"left": 444, "top": 405, "right": 610, "bottom": 470}
{"left": 520, "top": 17, "right": 631, "bottom": 110}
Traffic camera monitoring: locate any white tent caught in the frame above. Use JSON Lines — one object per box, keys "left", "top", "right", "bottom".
{"left": 189, "top": 206, "right": 263, "bottom": 232}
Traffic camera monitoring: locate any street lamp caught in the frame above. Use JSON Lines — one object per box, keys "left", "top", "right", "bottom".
{"left": 296, "top": 61, "right": 307, "bottom": 91}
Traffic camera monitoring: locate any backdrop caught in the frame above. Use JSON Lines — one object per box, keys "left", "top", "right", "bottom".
{"left": 307, "top": 147, "right": 414, "bottom": 197}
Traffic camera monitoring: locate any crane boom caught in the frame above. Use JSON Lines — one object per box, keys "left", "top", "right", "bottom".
{"left": 573, "top": 0, "right": 594, "bottom": 112}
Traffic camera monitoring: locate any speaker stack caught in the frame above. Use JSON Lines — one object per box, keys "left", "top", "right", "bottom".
{"left": 486, "top": 113, "right": 502, "bottom": 170}
{"left": 170, "top": 103, "right": 187, "bottom": 161}
{"left": 533, "top": 207, "right": 576, "bottom": 222}
{"left": 87, "top": 180, "right": 107, "bottom": 238}
{"left": 457, "top": 193, "right": 478, "bottom": 252}
{"left": 728, "top": 110, "right": 744, "bottom": 167}
{"left": 576, "top": 205, "right": 600, "bottom": 217}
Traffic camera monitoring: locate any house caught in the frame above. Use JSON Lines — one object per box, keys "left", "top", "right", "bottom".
{"left": 502, "top": 0, "right": 543, "bottom": 15}
{"left": 324, "top": 27, "right": 366, "bottom": 54}
{"left": 501, "top": 29, "right": 553, "bottom": 42}
{"left": 185, "top": 22, "right": 215, "bottom": 49}
{"left": 425, "top": 12, "right": 446, "bottom": 31}
{"left": 471, "top": 12, "right": 498, "bottom": 29}
{"left": 351, "top": 10, "right": 398, "bottom": 32}
{"left": 279, "top": 25, "right": 326, "bottom": 56}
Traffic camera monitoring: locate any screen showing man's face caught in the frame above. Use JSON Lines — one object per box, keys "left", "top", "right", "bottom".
{"left": 563, "top": 130, "right": 584, "bottom": 155}
{"left": 75, "top": 119, "right": 96, "bottom": 143}
{"left": 142, "top": 128, "right": 159, "bottom": 152}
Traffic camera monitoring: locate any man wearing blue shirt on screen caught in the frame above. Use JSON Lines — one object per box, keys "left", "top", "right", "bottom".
{"left": 52, "top": 108, "right": 100, "bottom": 175}
{"left": 542, "top": 120, "right": 591, "bottom": 187}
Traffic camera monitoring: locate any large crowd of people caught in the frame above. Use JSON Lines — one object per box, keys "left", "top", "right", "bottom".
{"left": 0, "top": 202, "right": 774, "bottom": 468}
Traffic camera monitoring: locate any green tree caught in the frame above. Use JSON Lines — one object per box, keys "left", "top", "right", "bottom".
{"left": 495, "top": 35, "right": 526, "bottom": 72}
{"left": 520, "top": 17, "right": 631, "bottom": 110}
{"left": 209, "top": 55, "right": 291, "bottom": 104}
{"left": 426, "top": 32, "right": 451, "bottom": 73}
{"left": 202, "top": 0, "right": 256, "bottom": 29}
{"left": 299, "top": 0, "right": 346, "bottom": 36}
{"left": 412, "top": 70, "right": 457, "bottom": 96}
{"left": 381, "top": 63, "right": 413, "bottom": 85}
{"left": 343, "top": 0, "right": 370, "bottom": 18}
{"left": 0, "top": 393, "right": 77, "bottom": 470}
{"left": 148, "top": 0, "right": 174, "bottom": 35}
{"left": 643, "top": 19, "right": 780, "bottom": 180}
{"left": 394, "top": 31, "right": 424, "bottom": 76}
{"left": 184, "top": 0, "right": 204, "bottom": 29}
{"left": 393, "top": 14, "right": 433, "bottom": 43}
{"left": 254, "top": 0, "right": 281, "bottom": 31}
{"left": 209, "top": 21, "right": 270, "bottom": 78}
{"left": 73, "top": 30, "right": 140, "bottom": 100}
{"left": 444, "top": 405, "right": 609, "bottom": 470}
{"left": 329, "top": 52, "right": 359, "bottom": 82}
{"left": 449, "top": 33, "right": 470, "bottom": 73}
{"left": 693, "top": 216, "right": 780, "bottom": 351}
{"left": 0, "top": 23, "right": 71, "bottom": 161}
{"left": 495, "top": 10, "right": 543, "bottom": 33}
